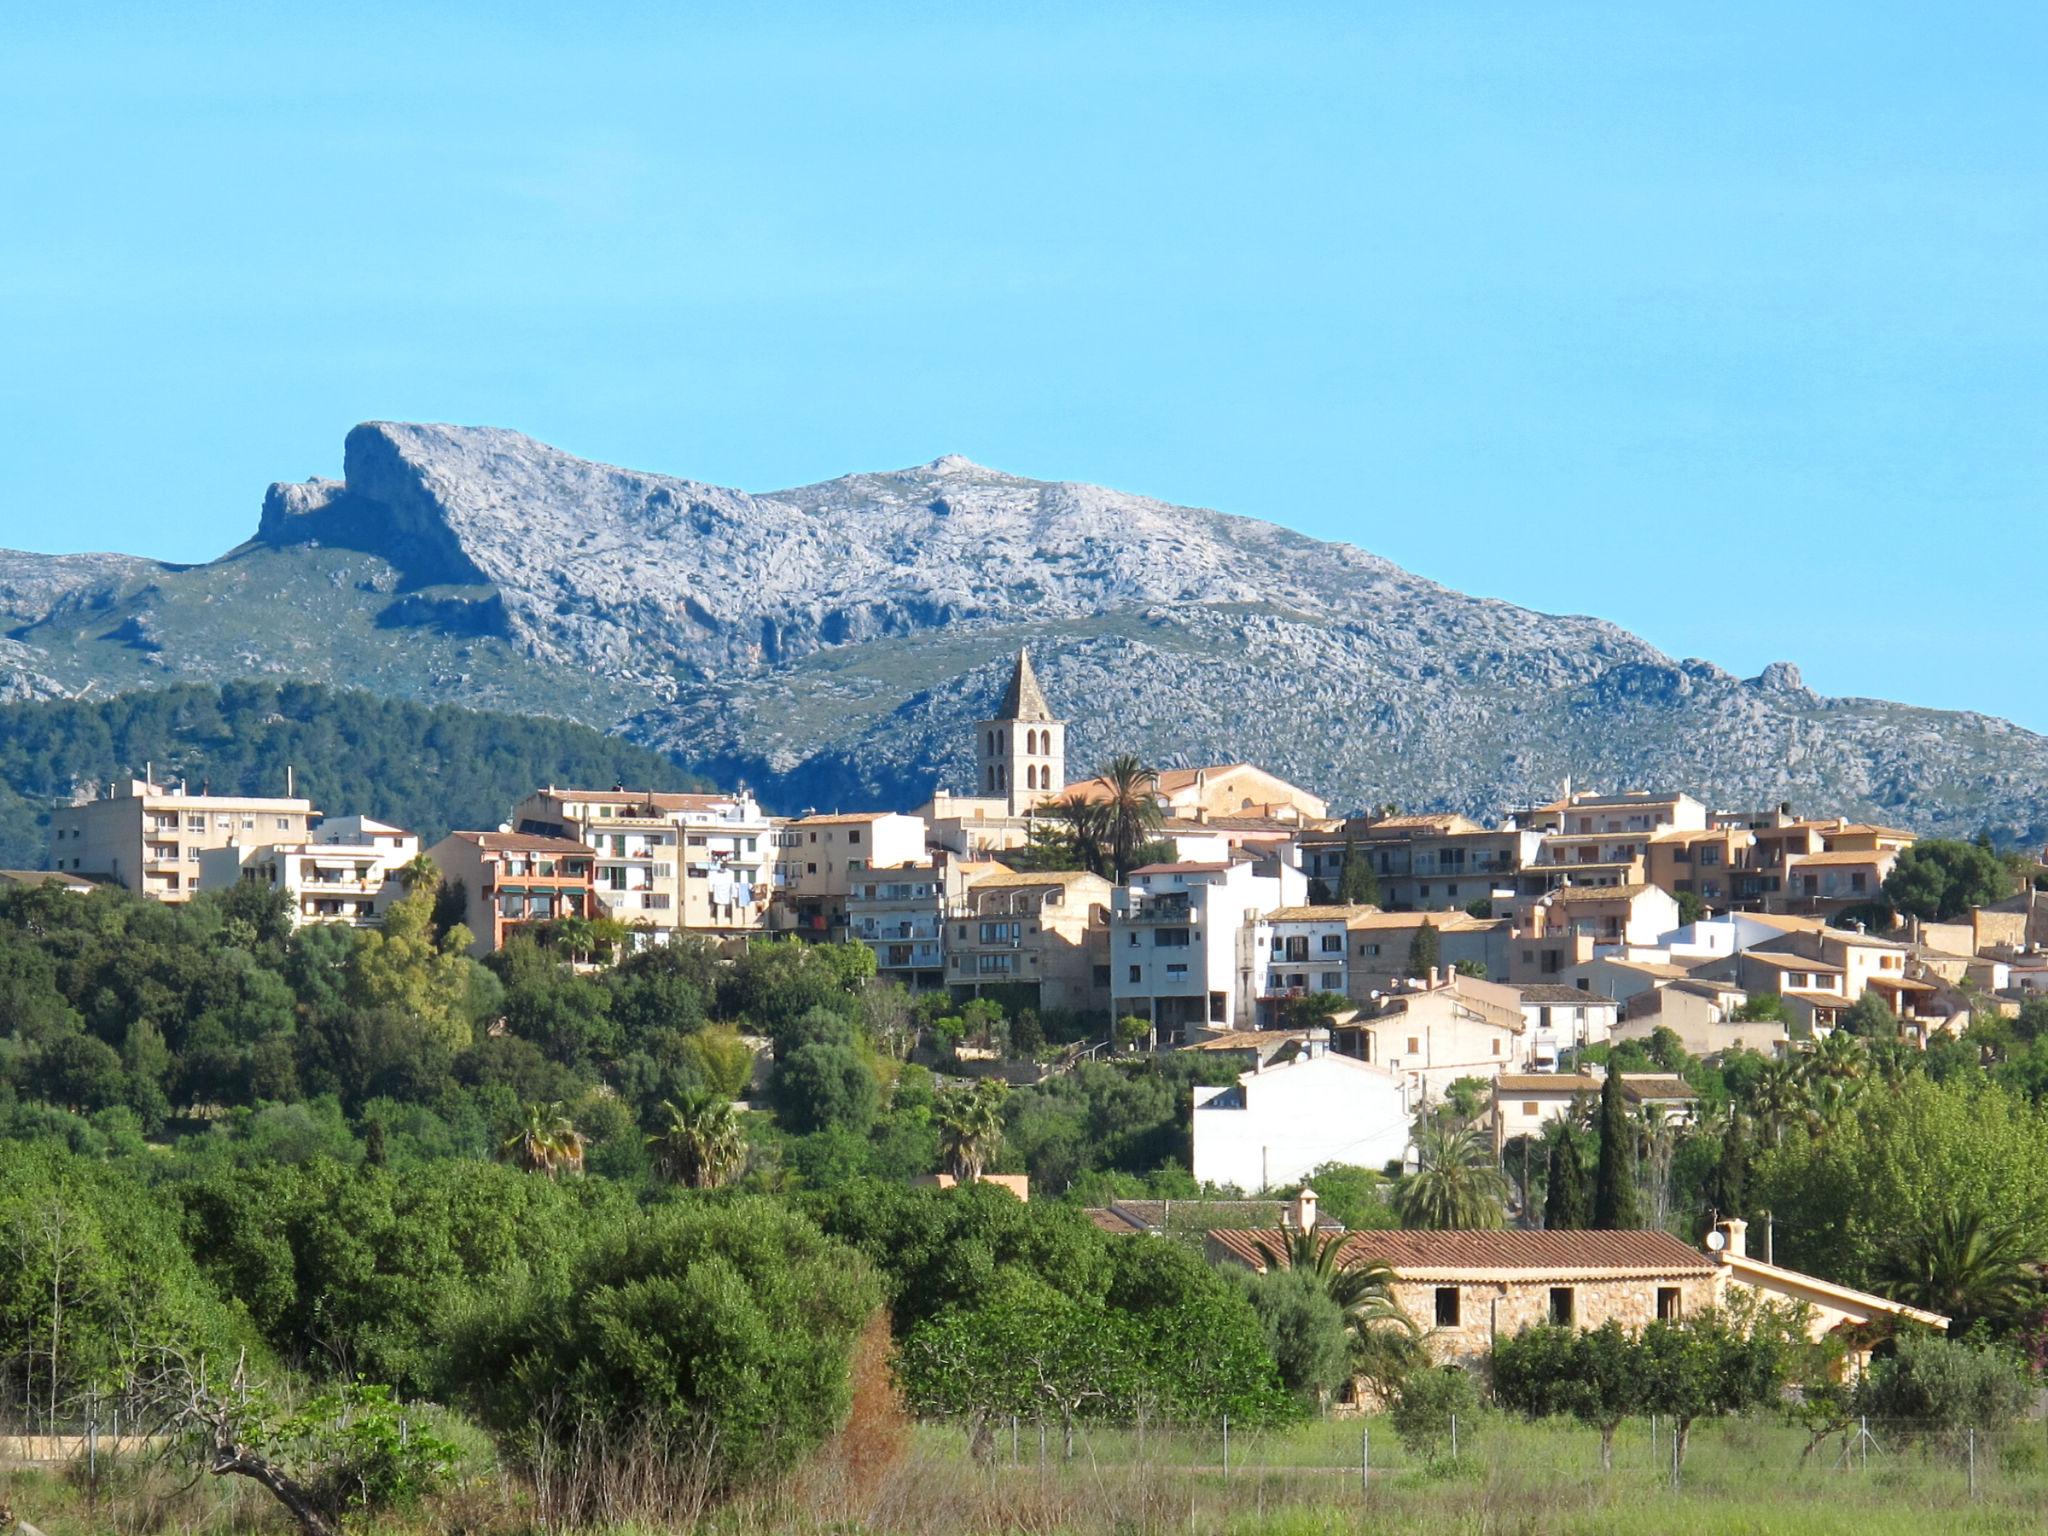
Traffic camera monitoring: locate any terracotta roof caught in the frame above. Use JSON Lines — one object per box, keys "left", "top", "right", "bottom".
{"left": 1347, "top": 910, "right": 1494, "bottom": 932}
{"left": 1266, "top": 904, "right": 1376, "bottom": 923}
{"left": 1131, "top": 862, "right": 1232, "bottom": 875}
{"left": 1211, "top": 1226, "right": 1714, "bottom": 1278}
{"left": 1622, "top": 1074, "right": 1698, "bottom": 1100}
{"left": 1833, "top": 823, "right": 1917, "bottom": 839}
{"left": 453, "top": 832, "right": 595, "bottom": 855}
{"left": 1494, "top": 1072, "right": 1600, "bottom": 1094}
{"left": 1595, "top": 958, "right": 1692, "bottom": 978}
{"left": 1744, "top": 953, "right": 1845, "bottom": 974}
{"left": 792, "top": 811, "right": 902, "bottom": 826}
{"left": 544, "top": 789, "right": 742, "bottom": 812}
{"left": 1548, "top": 883, "right": 1657, "bottom": 904}
{"left": 1788, "top": 850, "right": 1893, "bottom": 867}
{"left": 1782, "top": 989, "right": 1847, "bottom": 1005}
{"left": 1180, "top": 1030, "right": 1309, "bottom": 1052}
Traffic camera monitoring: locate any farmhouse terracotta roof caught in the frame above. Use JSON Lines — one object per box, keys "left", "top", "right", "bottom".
{"left": 1210, "top": 1227, "right": 1715, "bottom": 1279}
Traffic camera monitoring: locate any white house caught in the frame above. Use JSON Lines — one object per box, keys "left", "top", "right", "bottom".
{"left": 1113, "top": 856, "right": 1300, "bottom": 1041}
{"left": 1507, "top": 983, "right": 1619, "bottom": 1067}
{"left": 1192, "top": 1032, "right": 1414, "bottom": 1191}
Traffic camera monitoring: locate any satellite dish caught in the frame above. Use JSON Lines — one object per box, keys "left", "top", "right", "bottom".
{"left": 1705, "top": 1230, "right": 1727, "bottom": 1252}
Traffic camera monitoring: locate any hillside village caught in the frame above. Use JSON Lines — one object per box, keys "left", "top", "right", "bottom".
{"left": 20, "top": 651, "right": 2048, "bottom": 1206}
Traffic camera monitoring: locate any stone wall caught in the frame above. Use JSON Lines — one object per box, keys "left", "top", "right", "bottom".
{"left": 1395, "top": 1273, "right": 1719, "bottom": 1364}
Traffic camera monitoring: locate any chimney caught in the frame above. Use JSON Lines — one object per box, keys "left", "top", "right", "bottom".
{"left": 1291, "top": 1185, "right": 1319, "bottom": 1234}
{"left": 1717, "top": 1217, "right": 1747, "bottom": 1259}
{"left": 1429, "top": 965, "right": 1442, "bottom": 989}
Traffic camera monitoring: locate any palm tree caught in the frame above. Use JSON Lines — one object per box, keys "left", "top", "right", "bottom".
{"left": 1748, "top": 1058, "right": 1807, "bottom": 1148}
{"left": 1876, "top": 1205, "right": 2041, "bottom": 1334}
{"left": 501, "top": 1101, "right": 586, "bottom": 1179}
{"left": 1251, "top": 1228, "right": 1409, "bottom": 1333}
{"left": 1043, "top": 795, "right": 1113, "bottom": 877}
{"left": 647, "top": 1092, "right": 749, "bottom": 1189}
{"left": 1395, "top": 1120, "right": 1507, "bottom": 1229}
{"left": 936, "top": 1078, "right": 1009, "bottom": 1182}
{"left": 1097, "top": 754, "right": 1162, "bottom": 882}
{"left": 1798, "top": 1073, "right": 1860, "bottom": 1139}
{"left": 397, "top": 851, "right": 441, "bottom": 895}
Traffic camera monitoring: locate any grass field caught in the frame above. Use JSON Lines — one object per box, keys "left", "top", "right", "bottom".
{"left": 6, "top": 1413, "right": 2044, "bottom": 1534}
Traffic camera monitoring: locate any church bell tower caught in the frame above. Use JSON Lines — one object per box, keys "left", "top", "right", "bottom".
{"left": 977, "top": 649, "right": 1065, "bottom": 815}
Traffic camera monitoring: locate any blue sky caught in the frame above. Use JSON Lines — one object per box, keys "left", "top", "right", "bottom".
{"left": 4, "top": 3, "right": 2044, "bottom": 727}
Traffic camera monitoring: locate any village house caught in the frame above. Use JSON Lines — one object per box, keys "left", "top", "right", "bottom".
{"left": 1614, "top": 977, "right": 1786, "bottom": 1059}
{"left": 1252, "top": 903, "right": 1373, "bottom": 1023}
{"left": 1191, "top": 1031, "right": 1414, "bottom": 1191}
{"left": 946, "top": 867, "right": 1112, "bottom": 1015}
{"left": 846, "top": 860, "right": 962, "bottom": 992}
{"left": 1506, "top": 884, "right": 1682, "bottom": 981}
{"left": 48, "top": 776, "right": 315, "bottom": 903}
{"left": 1506, "top": 983, "right": 1620, "bottom": 1067}
{"left": 1208, "top": 1215, "right": 1943, "bottom": 1376}
{"left": 1209, "top": 1224, "right": 1721, "bottom": 1366}
{"left": 771, "top": 810, "right": 928, "bottom": 938}
{"left": 1114, "top": 855, "right": 1300, "bottom": 1042}
{"left": 1340, "top": 970, "right": 1530, "bottom": 1098}
{"left": 1065, "top": 761, "right": 1329, "bottom": 824}
{"left": 1345, "top": 909, "right": 1510, "bottom": 993}
{"left": 424, "top": 831, "right": 596, "bottom": 958}
{"left": 1487, "top": 1070, "right": 1698, "bottom": 1153}
{"left": 199, "top": 815, "right": 420, "bottom": 930}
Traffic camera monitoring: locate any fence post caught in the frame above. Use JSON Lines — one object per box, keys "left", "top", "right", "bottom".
{"left": 1011, "top": 1414, "right": 1019, "bottom": 1465}
{"left": 1650, "top": 1413, "right": 1658, "bottom": 1460}
{"left": 1360, "top": 1426, "right": 1369, "bottom": 1497}
{"left": 1222, "top": 1413, "right": 1230, "bottom": 1483}
{"left": 1968, "top": 1427, "right": 1976, "bottom": 1499}
{"left": 1450, "top": 1412, "right": 1458, "bottom": 1462}
{"left": 1860, "top": 1416, "right": 1869, "bottom": 1474}
{"left": 1670, "top": 1420, "right": 1679, "bottom": 1492}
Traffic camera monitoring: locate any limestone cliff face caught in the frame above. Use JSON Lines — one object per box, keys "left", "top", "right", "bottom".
{"left": 4, "top": 421, "right": 2046, "bottom": 841}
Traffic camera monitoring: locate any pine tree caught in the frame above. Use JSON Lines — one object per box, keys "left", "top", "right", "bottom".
{"left": 1406, "top": 919, "right": 1440, "bottom": 979}
{"left": 1337, "top": 832, "right": 1380, "bottom": 906}
{"left": 1591, "top": 1071, "right": 1642, "bottom": 1230}
{"left": 1543, "top": 1126, "right": 1590, "bottom": 1229}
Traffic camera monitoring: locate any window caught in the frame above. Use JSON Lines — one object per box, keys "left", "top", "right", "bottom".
{"left": 848, "top": 829, "right": 862, "bottom": 846}
{"left": 1491, "top": 1039, "right": 1501, "bottom": 1055}
{"left": 1434, "top": 1287, "right": 1461, "bottom": 1327}
{"left": 1548, "top": 1288, "right": 1575, "bottom": 1327}
{"left": 1155, "top": 928, "right": 1190, "bottom": 947}
{"left": 1522, "top": 1101, "right": 1539, "bottom": 1116}
{"left": 1407, "top": 1037, "right": 1420, "bottom": 1055}
{"left": 1321, "top": 972, "right": 1343, "bottom": 990}
{"left": 1657, "top": 1287, "right": 1682, "bottom": 1322}
{"left": 1321, "top": 933, "right": 1343, "bottom": 953}
{"left": 1129, "top": 965, "right": 1142, "bottom": 983}
{"left": 1165, "top": 963, "right": 1188, "bottom": 978}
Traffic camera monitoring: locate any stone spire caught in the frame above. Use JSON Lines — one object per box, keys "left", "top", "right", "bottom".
{"left": 998, "top": 648, "right": 1053, "bottom": 723}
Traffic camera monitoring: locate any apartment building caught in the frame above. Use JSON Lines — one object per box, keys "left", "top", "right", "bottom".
{"left": 1298, "top": 814, "right": 1534, "bottom": 912}
{"left": 1778, "top": 848, "right": 1898, "bottom": 918}
{"left": 771, "top": 811, "right": 928, "bottom": 938}
{"left": 513, "top": 787, "right": 774, "bottom": 940}
{"left": 847, "top": 856, "right": 994, "bottom": 991}
{"left": 1645, "top": 825, "right": 1760, "bottom": 910}
{"left": 1345, "top": 909, "right": 1511, "bottom": 993}
{"left": 47, "top": 777, "right": 314, "bottom": 903}
{"left": 946, "top": 868, "right": 1112, "bottom": 1016}
{"left": 1736, "top": 925, "right": 1935, "bottom": 1033}
{"left": 1506, "top": 884, "right": 1682, "bottom": 982}
{"left": 1506, "top": 983, "right": 1620, "bottom": 1068}
{"left": 425, "top": 831, "right": 596, "bottom": 958}
{"left": 198, "top": 815, "right": 419, "bottom": 929}
{"left": 1113, "top": 856, "right": 1301, "bottom": 1042}
{"left": 1522, "top": 790, "right": 1709, "bottom": 838}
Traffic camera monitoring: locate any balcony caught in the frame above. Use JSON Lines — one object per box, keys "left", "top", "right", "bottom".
{"left": 1122, "top": 895, "right": 1193, "bottom": 923}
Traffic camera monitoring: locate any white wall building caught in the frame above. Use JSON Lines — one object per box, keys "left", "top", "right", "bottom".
{"left": 1192, "top": 1034, "right": 1415, "bottom": 1192}
{"left": 1113, "top": 856, "right": 1303, "bottom": 1041}
{"left": 199, "top": 816, "right": 420, "bottom": 929}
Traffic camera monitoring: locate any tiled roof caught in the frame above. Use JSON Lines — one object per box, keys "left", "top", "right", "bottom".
{"left": 1622, "top": 1074, "right": 1698, "bottom": 1100}
{"left": 1549, "top": 883, "right": 1656, "bottom": 904}
{"left": 1744, "top": 953, "right": 1845, "bottom": 973}
{"left": 455, "top": 832, "right": 595, "bottom": 854}
{"left": 1131, "top": 862, "right": 1231, "bottom": 875}
{"left": 792, "top": 811, "right": 900, "bottom": 826}
{"left": 969, "top": 869, "right": 1107, "bottom": 890}
{"left": 1210, "top": 1226, "right": 1713, "bottom": 1278}
{"left": 1266, "top": 904, "right": 1375, "bottom": 922}
{"left": 1494, "top": 1072, "right": 1600, "bottom": 1094}
{"left": 1512, "top": 984, "right": 1611, "bottom": 1004}
{"left": 1789, "top": 850, "right": 1893, "bottom": 867}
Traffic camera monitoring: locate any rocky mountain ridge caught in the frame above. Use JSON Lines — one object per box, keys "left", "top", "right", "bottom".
{"left": 2, "top": 422, "right": 2044, "bottom": 841}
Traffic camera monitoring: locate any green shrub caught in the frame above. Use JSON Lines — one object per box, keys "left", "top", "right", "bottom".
{"left": 1389, "top": 1365, "right": 1480, "bottom": 1464}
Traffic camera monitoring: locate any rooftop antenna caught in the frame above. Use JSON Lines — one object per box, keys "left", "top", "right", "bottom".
{"left": 286, "top": 764, "right": 294, "bottom": 798}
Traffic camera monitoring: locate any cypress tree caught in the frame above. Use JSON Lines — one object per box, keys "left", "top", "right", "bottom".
{"left": 1543, "top": 1125, "right": 1590, "bottom": 1229}
{"left": 1707, "top": 1111, "right": 1749, "bottom": 1222}
{"left": 1591, "top": 1071, "right": 1641, "bottom": 1230}
{"left": 1338, "top": 832, "right": 1380, "bottom": 906}
{"left": 1406, "top": 918, "right": 1440, "bottom": 979}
